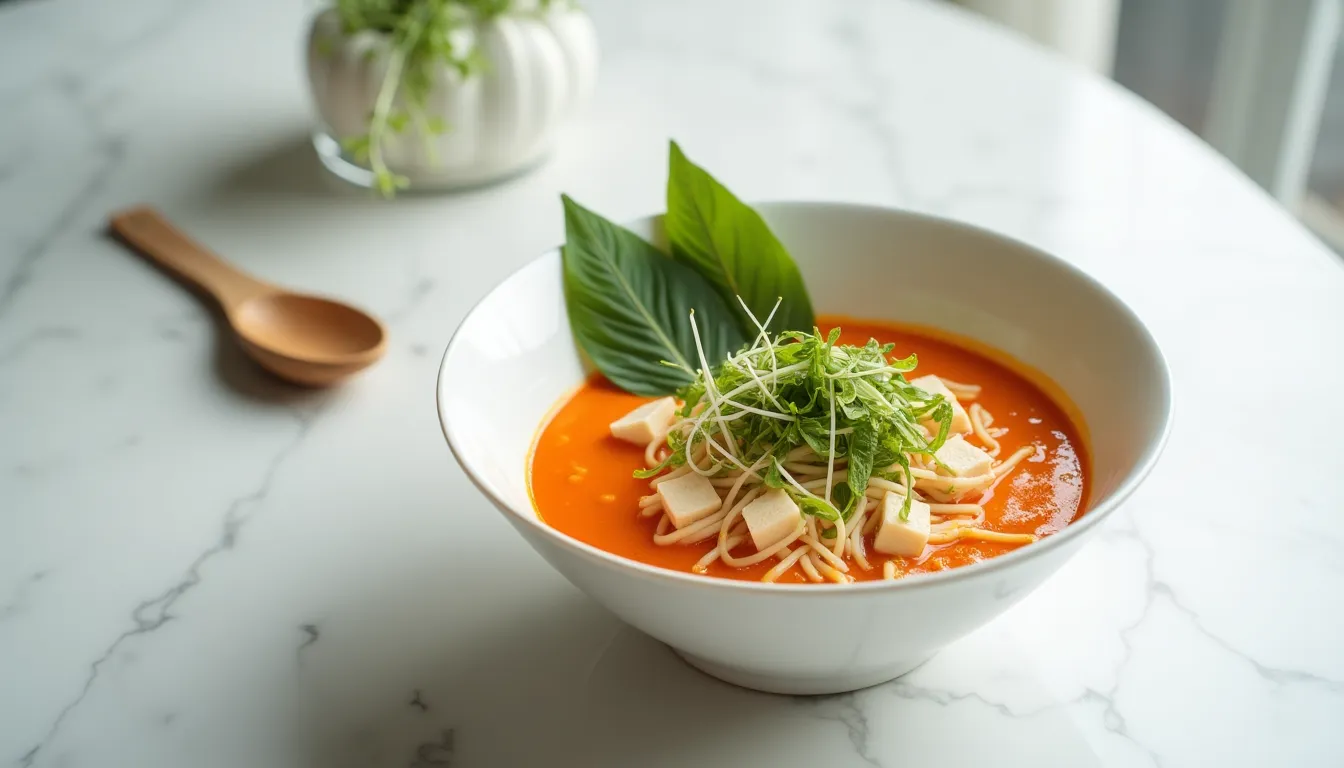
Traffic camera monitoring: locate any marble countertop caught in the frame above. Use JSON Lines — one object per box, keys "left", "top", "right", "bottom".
{"left": 4, "top": 0, "right": 1343, "bottom": 766}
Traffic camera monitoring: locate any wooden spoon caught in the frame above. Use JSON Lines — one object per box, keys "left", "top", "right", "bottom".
{"left": 110, "top": 206, "right": 387, "bottom": 387}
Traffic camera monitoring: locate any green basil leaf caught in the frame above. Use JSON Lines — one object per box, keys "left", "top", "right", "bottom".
{"left": 797, "top": 417, "right": 832, "bottom": 456}
{"left": 797, "top": 495, "right": 841, "bottom": 521}
{"left": 561, "top": 195, "right": 748, "bottom": 396}
{"left": 665, "top": 141, "right": 815, "bottom": 335}
{"left": 831, "top": 483, "right": 857, "bottom": 520}
{"left": 847, "top": 419, "right": 878, "bottom": 499}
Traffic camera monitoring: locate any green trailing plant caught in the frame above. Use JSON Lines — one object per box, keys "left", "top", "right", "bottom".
{"left": 330, "top": 0, "right": 562, "bottom": 196}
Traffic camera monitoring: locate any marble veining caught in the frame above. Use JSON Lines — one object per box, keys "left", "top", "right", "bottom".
{"left": 1, "top": 78, "right": 126, "bottom": 323}
{"left": 17, "top": 412, "right": 316, "bottom": 767}
{"left": 2, "top": 0, "right": 1343, "bottom": 766}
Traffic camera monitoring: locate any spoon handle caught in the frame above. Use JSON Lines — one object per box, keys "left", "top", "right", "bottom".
{"left": 109, "top": 206, "right": 271, "bottom": 310}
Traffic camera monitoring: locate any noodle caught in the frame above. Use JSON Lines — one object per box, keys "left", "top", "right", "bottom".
{"left": 811, "top": 551, "right": 850, "bottom": 583}
{"left": 939, "top": 377, "right": 981, "bottom": 401}
{"left": 692, "top": 534, "right": 743, "bottom": 572}
{"left": 650, "top": 463, "right": 693, "bottom": 487}
{"left": 643, "top": 425, "right": 671, "bottom": 467}
{"left": 993, "top": 446, "right": 1034, "bottom": 477}
{"left": 799, "top": 550, "right": 824, "bottom": 582}
{"left": 722, "top": 517, "right": 803, "bottom": 567}
{"left": 952, "top": 528, "right": 1037, "bottom": 545}
{"left": 714, "top": 487, "right": 764, "bottom": 556}
{"left": 653, "top": 507, "right": 728, "bottom": 545}
{"left": 849, "top": 505, "right": 873, "bottom": 571}
{"left": 762, "top": 546, "right": 810, "bottom": 582}
{"left": 800, "top": 534, "right": 850, "bottom": 572}
{"left": 969, "top": 403, "right": 1001, "bottom": 457}
{"left": 929, "top": 503, "right": 983, "bottom": 516}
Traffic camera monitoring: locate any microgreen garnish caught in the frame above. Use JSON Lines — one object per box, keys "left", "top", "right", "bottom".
{"left": 655, "top": 318, "right": 954, "bottom": 521}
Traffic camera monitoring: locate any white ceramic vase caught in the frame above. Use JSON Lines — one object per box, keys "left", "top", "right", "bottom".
{"left": 305, "top": 3, "right": 598, "bottom": 191}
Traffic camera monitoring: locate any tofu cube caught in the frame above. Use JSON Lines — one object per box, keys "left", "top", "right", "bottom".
{"left": 609, "top": 397, "right": 677, "bottom": 445}
{"left": 873, "top": 491, "right": 931, "bottom": 557}
{"left": 741, "top": 489, "right": 801, "bottom": 551}
{"left": 910, "top": 375, "right": 972, "bottom": 435}
{"left": 657, "top": 473, "right": 722, "bottom": 529}
{"left": 934, "top": 435, "right": 994, "bottom": 478}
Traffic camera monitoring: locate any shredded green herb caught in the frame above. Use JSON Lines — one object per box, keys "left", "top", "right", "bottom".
{"left": 644, "top": 301, "right": 954, "bottom": 522}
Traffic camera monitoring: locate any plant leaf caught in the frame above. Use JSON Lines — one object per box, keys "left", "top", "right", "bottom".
{"left": 665, "top": 141, "right": 815, "bottom": 335}
{"left": 831, "top": 483, "right": 857, "bottom": 520}
{"left": 797, "top": 417, "right": 832, "bottom": 456}
{"left": 561, "top": 195, "right": 748, "bottom": 396}
{"left": 796, "top": 495, "right": 841, "bottom": 521}
{"left": 847, "top": 419, "right": 878, "bottom": 499}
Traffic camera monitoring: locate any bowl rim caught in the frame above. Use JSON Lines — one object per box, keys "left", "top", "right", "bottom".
{"left": 437, "top": 200, "right": 1173, "bottom": 595}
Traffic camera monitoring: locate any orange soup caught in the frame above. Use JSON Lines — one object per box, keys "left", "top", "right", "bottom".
{"left": 530, "top": 318, "right": 1089, "bottom": 584}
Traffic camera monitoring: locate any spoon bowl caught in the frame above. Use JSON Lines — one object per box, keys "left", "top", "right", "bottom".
{"left": 232, "top": 293, "right": 387, "bottom": 386}
{"left": 110, "top": 206, "right": 387, "bottom": 387}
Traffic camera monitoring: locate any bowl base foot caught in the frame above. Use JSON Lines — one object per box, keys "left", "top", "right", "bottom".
{"left": 311, "top": 132, "right": 550, "bottom": 193}
{"left": 673, "top": 648, "right": 930, "bottom": 696}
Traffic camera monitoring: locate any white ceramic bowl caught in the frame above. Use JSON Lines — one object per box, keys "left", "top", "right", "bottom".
{"left": 438, "top": 202, "right": 1171, "bottom": 695}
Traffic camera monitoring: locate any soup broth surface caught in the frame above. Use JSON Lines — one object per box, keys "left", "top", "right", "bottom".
{"left": 530, "top": 318, "right": 1089, "bottom": 583}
